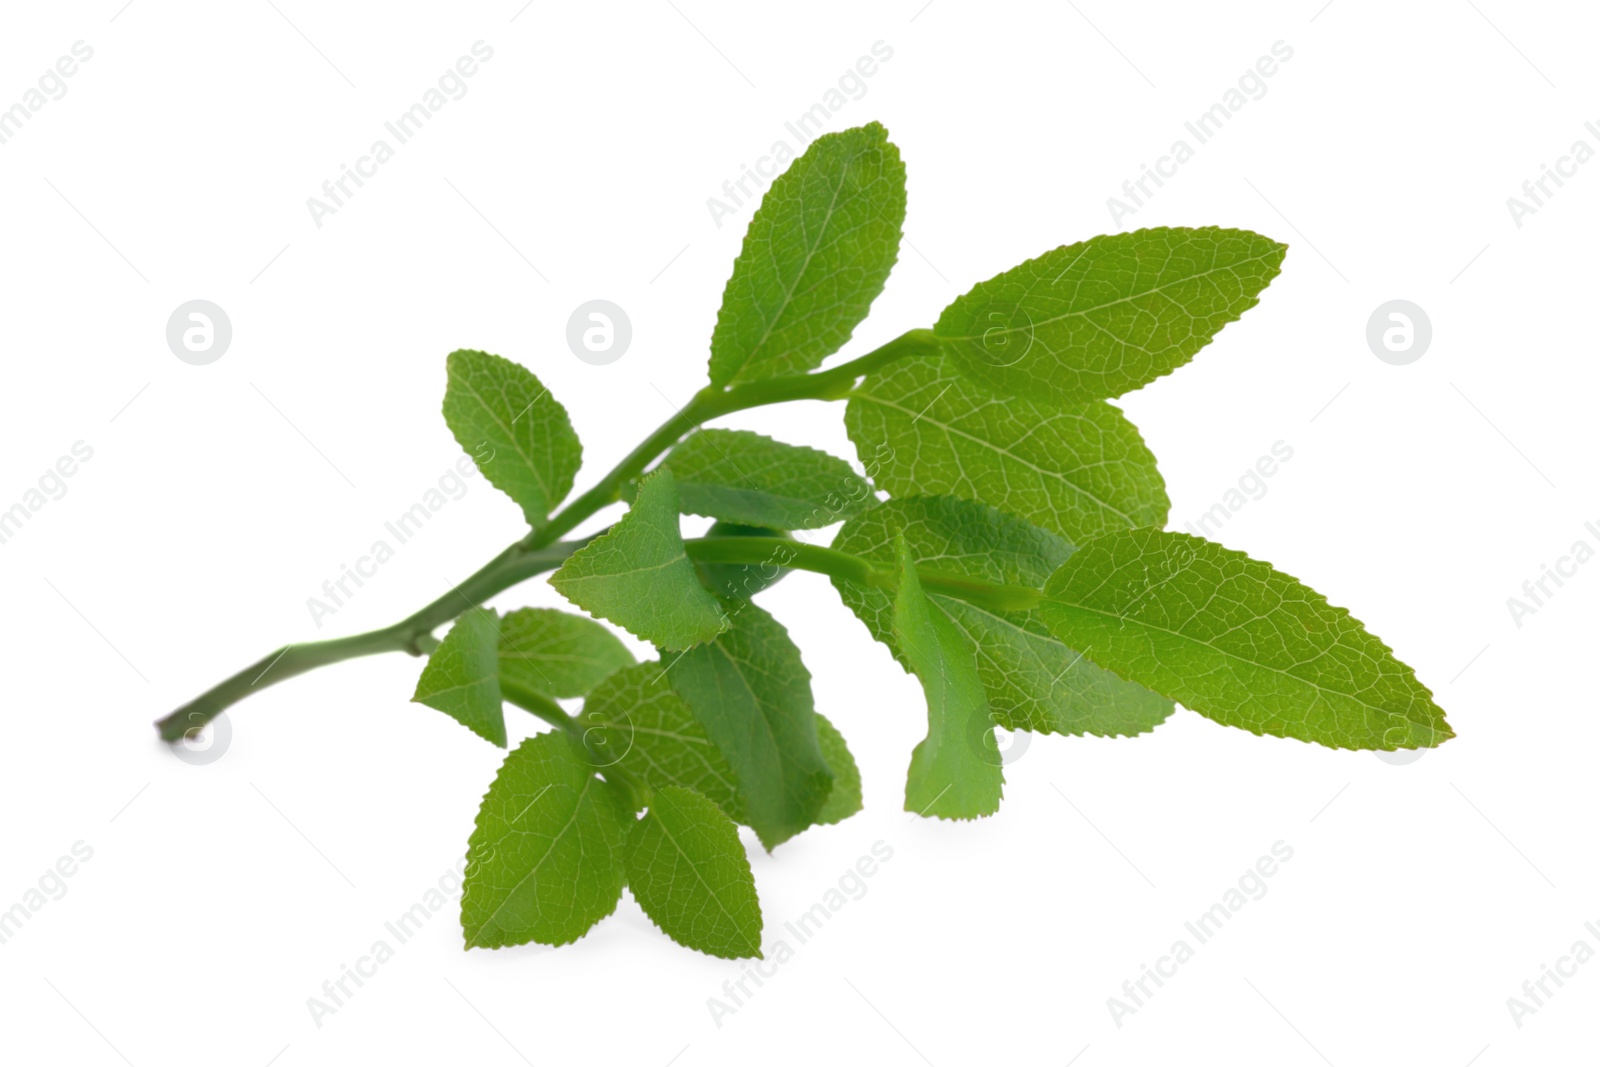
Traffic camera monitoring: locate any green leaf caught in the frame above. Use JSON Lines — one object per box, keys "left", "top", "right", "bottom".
{"left": 693, "top": 521, "right": 793, "bottom": 600}
{"left": 813, "top": 713, "right": 863, "bottom": 825}
{"left": 709, "top": 122, "right": 906, "bottom": 387}
{"left": 625, "top": 786, "right": 763, "bottom": 959}
{"left": 550, "top": 468, "right": 728, "bottom": 650}
{"left": 579, "top": 662, "right": 745, "bottom": 822}
{"left": 934, "top": 227, "right": 1286, "bottom": 405}
{"left": 891, "top": 537, "right": 1003, "bottom": 820}
{"left": 461, "top": 732, "right": 634, "bottom": 948}
{"left": 663, "top": 429, "right": 875, "bottom": 529}
{"left": 666, "top": 600, "right": 832, "bottom": 849}
{"left": 498, "top": 607, "right": 634, "bottom": 700}
{"left": 443, "top": 349, "right": 582, "bottom": 526}
{"left": 832, "top": 497, "right": 1173, "bottom": 738}
{"left": 411, "top": 608, "right": 506, "bottom": 747}
{"left": 846, "top": 351, "right": 1168, "bottom": 543}
{"left": 1038, "top": 528, "right": 1454, "bottom": 751}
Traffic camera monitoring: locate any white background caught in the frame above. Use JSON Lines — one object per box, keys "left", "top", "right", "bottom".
{"left": 0, "top": 1, "right": 1594, "bottom": 1064}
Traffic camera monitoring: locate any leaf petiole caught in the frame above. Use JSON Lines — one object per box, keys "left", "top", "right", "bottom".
{"left": 682, "top": 535, "right": 1044, "bottom": 613}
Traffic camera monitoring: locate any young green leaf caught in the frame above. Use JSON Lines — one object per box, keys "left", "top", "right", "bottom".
{"left": 663, "top": 429, "right": 875, "bottom": 529}
{"left": 891, "top": 537, "right": 1003, "bottom": 820}
{"left": 1038, "top": 528, "right": 1454, "bottom": 751}
{"left": 935, "top": 227, "right": 1286, "bottom": 405}
{"left": 461, "top": 732, "right": 634, "bottom": 948}
{"left": 626, "top": 786, "right": 763, "bottom": 959}
{"left": 412, "top": 608, "right": 506, "bottom": 747}
{"left": 579, "top": 662, "right": 745, "bottom": 822}
{"left": 813, "top": 713, "right": 863, "bottom": 825}
{"left": 709, "top": 122, "right": 906, "bottom": 387}
{"left": 443, "top": 349, "right": 582, "bottom": 526}
{"left": 846, "top": 352, "right": 1168, "bottom": 543}
{"left": 550, "top": 468, "right": 728, "bottom": 650}
{"left": 832, "top": 497, "right": 1173, "bottom": 738}
{"left": 498, "top": 607, "right": 635, "bottom": 700}
{"left": 693, "top": 521, "right": 793, "bottom": 600}
{"left": 666, "top": 601, "right": 833, "bottom": 849}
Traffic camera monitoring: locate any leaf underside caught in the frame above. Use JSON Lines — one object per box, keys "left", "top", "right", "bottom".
{"left": 812, "top": 712, "right": 863, "bottom": 825}
{"left": 412, "top": 607, "right": 506, "bottom": 747}
{"left": 664, "top": 428, "right": 876, "bottom": 530}
{"left": 891, "top": 537, "right": 1003, "bottom": 820}
{"left": 832, "top": 496, "right": 1173, "bottom": 738}
{"left": 666, "top": 600, "right": 833, "bottom": 849}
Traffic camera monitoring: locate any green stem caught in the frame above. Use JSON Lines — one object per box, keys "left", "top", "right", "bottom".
{"left": 155, "top": 329, "right": 940, "bottom": 742}
{"left": 683, "top": 535, "right": 1044, "bottom": 613}
{"left": 685, "top": 536, "right": 888, "bottom": 588}
{"left": 155, "top": 540, "right": 583, "bottom": 741}
{"left": 500, "top": 677, "right": 644, "bottom": 805}
{"left": 499, "top": 678, "right": 587, "bottom": 741}
{"left": 522, "top": 328, "right": 939, "bottom": 550}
